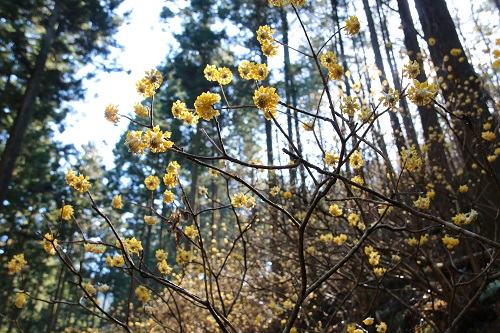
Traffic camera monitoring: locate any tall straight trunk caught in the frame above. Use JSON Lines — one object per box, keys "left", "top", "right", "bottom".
{"left": 280, "top": 6, "right": 297, "bottom": 186}
{"left": 376, "top": 0, "right": 420, "bottom": 151}
{"left": 0, "top": 1, "right": 62, "bottom": 209}
{"left": 414, "top": 0, "right": 500, "bottom": 240}
{"left": 362, "top": 0, "right": 406, "bottom": 155}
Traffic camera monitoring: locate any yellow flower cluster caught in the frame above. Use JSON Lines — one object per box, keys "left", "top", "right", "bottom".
{"left": 269, "top": 0, "right": 306, "bottom": 7}
{"left": 133, "top": 102, "right": 149, "bottom": 118}
{"left": 204, "top": 64, "right": 233, "bottom": 85}
{"left": 144, "top": 215, "right": 159, "bottom": 225}
{"left": 171, "top": 100, "right": 199, "bottom": 125}
{"left": 442, "top": 235, "right": 460, "bottom": 249}
{"left": 344, "top": 16, "right": 360, "bottom": 36}
{"left": 283, "top": 191, "right": 292, "bottom": 199}
{"left": 341, "top": 96, "right": 360, "bottom": 116}
{"left": 144, "top": 175, "right": 160, "bottom": 191}
{"left": 238, "top": 61, "right": 269, "bottom": 81}
{"left": 104, "top": 104, "right": 120, "bottom": 123}
{"left": 194, "top": 91, "right": 221, "bottom": 120}
{"left": 348, "top": 213, "right": 359, "bottom": 226}
{"left": 253, "top": 86, "right": 280, "bottom": 120}
{"left": 84, "top": 243, "right": 106, "bottom": 254}
{"left": 66, "top": 170, "right": 91, "bottom": 193}
{"left": 231, "top": 192, "right": 247, "bottom": 208}
{"left": 119, "top": 237, "right": 143, "bottom": 254}
{"left": 324, "top": 151, "right": 340, "bottom": 167}
{"left": 176, "top": 248, "right": 193, "bottom": 265}
{"left": 481, "top": 131, "right": 496, "bottom": 141}
{"left": 184, "top": 225, "right": 199, "bottom": 239}
{"left": 163, "top": 189, "right": 175, "bottom": 204}
{"left": 44, "top": 233, "right": 58, "bottom": 256}
{"left": 349, "top": 150, "right": 364, "bottom": 169}
{"left": 329, "top": 204, "right": 343, "bottom": 217}
{"left": 163, "top": 161, "right": 180, "bottom": 189}
{"left": 402, "top": 60, "right": 420, "bottom": 79}
{"left": 14, "top": 292, "right": 28, "bottom": 309}
{"left": 320, "top": 51, "right": 344, "bottom": 80}
{"left": 112, "top": 195, "right": 123, "bottom": 209}
{"left": 106, "top": 254, "right": 125, "bottom": 267}
{"left": 493, "top": 38, "right": 500, "bottom": 69}
{"left": 407, "top": 234, "right": 428, "bottom": 247}
{"left": 333, "top": 234, "right": 347, "bottom": 245}
{"left": 135, "top": 285, "right": 151, "bottom": 303}
{"left": 136, "top": 69, "right": 163, "bottom": 98}
{"left": 85, "top": 281, "right": 96, "bottom": 295}
{"left": 379, "top": 88, "right": 400, "bottom": 109}
{"left": 407, "top": 80, "right": 438, "bottom": 106}
{"left": 413, "top": 196, "right": 430, "bottom": 210}
{"left": 157, "top": 259, "right": 172, "bottom": 275}
{"left": 124, "top": 126, "right": 173, "bottom": 155}
{"left": 60, "top": 204, "right": 74, "bottom": 220}
{"left": 256, "top": 25, "right": 279, "bottom": 57}
{"left": 7, "top": 254, "right": 27, "bottom": 274}
{"left": 451, "top": 209, "right": 477, "bottom": 226}
{"left": 156, "top": 249, "right": 168, "bottom": 261}
{"left": 401, "top": 145, "right": 422, "bottom": 172}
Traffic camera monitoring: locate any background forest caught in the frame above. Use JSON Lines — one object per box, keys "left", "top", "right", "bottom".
{"left": 1, "top": 0, "right": 500, "bottom": 332}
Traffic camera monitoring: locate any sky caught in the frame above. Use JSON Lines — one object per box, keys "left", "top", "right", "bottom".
{"left": 56, "top": 0, "right": 176, "bottom": 169}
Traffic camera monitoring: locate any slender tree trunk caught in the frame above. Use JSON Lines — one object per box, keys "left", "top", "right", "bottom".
{"left": 0, "top": 1, "right": 62, "bottom": 209}
{"left": 362, "top": 0, "right": 406, "bottom": 155}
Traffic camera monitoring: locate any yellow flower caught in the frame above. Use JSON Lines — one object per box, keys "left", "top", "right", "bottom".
{"left": 452, "top": 209, "right": 477, "bottom": 226}
{"left": 268, "top": 0, "right": 287, "bottom": 6}
{"left": 321, "top": 51, "right": 338, "bottom": 68}
{"left": 253, "top": 86, "right": 280, "bottom": 120}
{"left": 442, "top": 235, "right": 460, "bottom": 249}
{"left": 250, "top": 63, "right": 269, "bottom": 81}
{"left": 204, "top": 64, "right": 219, "bottom": 82}
{"left": 348, "top": 213, "right": 359, "bottom": 226}
{"left": 283, "top": 191, "right": 292, "bottom": 199}
{"left": 60, "top": 204, "right": 74, "bottom": 220}
{"left": 156, "top": 249, "right": 168, "bottom": 261}
{"left": 349, "top": 150, "right": 364, "bottom": 169}
{"left": 144, "top": 125, "right": 173, "bottom": 153}
{"left": 363, "top": 317, "right": 374, "bottom": 325}
{"left": 290, "top": 0, "right": 307, "bottom": 7}
{"left": 262, "top": 42, "right": 279, "bottom": 57}
{"left": 450, "top": 48, "right": 462, "bottom": 56}
{"left": 401, "top": 145, "right": 422, "bottom": 172}
{"left": 379, "top": 88, "right": 400, "bottom": 108}
{"left": 329, "top": 204, "right": 343, "bottom": 217}
{"left": 85, "top": 282, "right": 96, "bottom": 295}
{"left": 351, "top": 175, "right": 364, "bottom": 185}
{"left": 135, "top": 285, "right": 150, "bottom": 303}
{"left": 157, "top": 260, "right": 172, "bottom": 274}
{"left": 256, "top": 25, "right": 275, "bottom": 45}
{"left": 376, "top": 322, "right": 387, "bottom": 333}
{"left": 238, "top": 60, "right": 254, "bottom": 79}
{"left": 44, "top": 233, "right": 57, "bottom": 255}
{"left": 124, "top": 237, "right": 143, "bottom": 254}
{"left": 84, "top": 243, "right": 106, "bottom": 254}
{"left": 428, "top": 38, "right": 436, "bottom": 46}
{"left": 324, "top": 151, "right": 339, "bottom": 167}
{"left": 341, "top": 96, "right": 360, "bottom": 116}
{"left": 402, "top": 60, "right": 420, "bottom": 79}
{"left": 184, "top": 225, "right": 199, "bottom": 239}
{"left": 7, "top": 254, "right": 28, "bottom": 275}
{"left": 458, "top": 185, "right": 469, "bottom": 193}
{"left": 246, "top": 196, "right": 257, "bottom": 209}
{"left": 112, "top": 195, "right": 123, "bottom": 209}
{"left": 369, "top": 251, "right": 380, "bottom": 265}
{"left": 171, "top": 100, "right": 188, "bottom": 119}
{"left": 106, "top": 254, "right": 125, "bottom": 267}
{"left": 144, "top": 175, "right": 160, "bottom": 191}
{"left": 66, "top": 171, "right": 91, "bottom": 192}
{"left": 176, "top": 248, "right": 193, "bottom": 265}
{"left": 407, "top": 80, "right": 438, "bottom": 106}
{"left": 144, "top": 215, "right": 159, "bottom": 225}
{"left": 125, "top": 130, "right": 146, "bottom": 155}
{"left": 163, "top": 172, "right": 178, "bottom": 188}
{"left": 413, "top": 196, "right": 430, "bottom": 209}
{"left": 333, "top": 234, "right": 347, "bottom": 245}
{"left": 14, "top": 292, "right": 28, "bottom": 309}
{"left": 104, "top": 104, "right": 120, "bottom": 123}
{"left": 231, "top": 192, "right": 248, "bottom": 208}
{"left": 163, "top": 189, "right": 175, "bottom": 204}
{"left": 217, "top": 67, "right": 233, "bottom": 85}
{"left": 194, "top": 92, "right": 221, "bottom": 120}
{"left": 327, "top": 63, "right": 344, "bottom": 80}
{"left": 481, "top": 131, "right": 496, "bottom": 141}
{"left": 344, "top": 15, "right": 360, "bottom": 36}
{"left": 133, "top": 102, "right": 149, "bottom": 118}
{"left": 320, "top": 233, "right": 333, "bottom": 243}
{"left": 373, "top": 267, "right": 386, "bottom": 277}
{"left": 269, "top": 185, "right": 281, "bottom": 196}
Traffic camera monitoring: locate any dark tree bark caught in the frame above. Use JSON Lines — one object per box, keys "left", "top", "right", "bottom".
{"left": 0, "top": 1, "right": 62, "bottom": 209}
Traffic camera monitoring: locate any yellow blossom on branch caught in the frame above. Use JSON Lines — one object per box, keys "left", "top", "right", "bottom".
{"left": 125, "top": 130, "right": 146, "bottom": 155}
{"left": 163, "top": 189, "right": 175, "bottom": 204}
{"left": 442, "top": 235, "right": 460, "bottom": 249}
{"left": 7, "top": 254, "right": 27, "bottom": 274}
{"left": 144, "top": 215, "right": 159, "bottom": 225}
{"left": 135, "top": 285, "right": 150, "bottom": 303}
{"left": 344, "top": 15, "right": 360, "bottom": 36}
{"left": 144, "top": 175, "right": 160, "bottom": 191}
{"left": 194, "top": 92, "right": 221, "bottom": 120}
{"left": 133, "top": 102, "right": 149, "bottom": 118}
{"left": 104, "top": 104, "right": 120, "bottom": 123}
{"left": 14, "top": 292, "right": 28, "bottom": 309}
{"left": 144, "top": 125, "right": 173, "bottom": 153}
{"left": 253, "top": 86, "right": 279, "bottom": 120}
{"left": 231, "top": 192, "right": 248, "bottom": 208}
{"left": 157, "top": 260, "right": 172, "bottom": 274}
{"left": 65, "top": 170, "right": 91, "bottom": 192}
{"left": 407, "top": 80, "right": 438, "bottom": 106}
{"left": 349, "top": 150, "right": 364, "bottom": 169}
{"left": 112, "top": 195, "right": 123, "bottom": 209}
{"left": 44, "top": 233, "right": 58, "bottom": 256}
{"left": 402, "top": 60, "right": 420, "bottom": 79}
{"left": 60, "top": 204, "right": 74, "bottom": 220}
{"left": 329, "top": 204, "right": 343, "bottom": 217}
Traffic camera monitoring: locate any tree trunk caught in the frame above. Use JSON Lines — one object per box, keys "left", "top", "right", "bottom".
{"left": 414, "top": 0, "right": 500, "bottom": 240}
{"left": 362, "top": 0, "right": 406, "bottom": 155}
{"left": 0, "top": 0, "right": 62, "bottom": 209}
